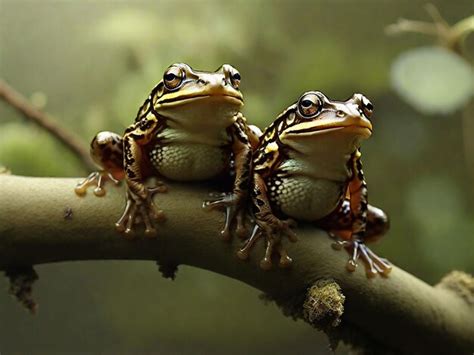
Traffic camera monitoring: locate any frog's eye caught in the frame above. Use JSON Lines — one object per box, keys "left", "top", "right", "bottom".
{"left": 231, "top": 72, "right": 241, "bottom": 88}
{"left": 222, "top": 64, "right": 241, "bottom": 89}
{"left": 230, "top": 71, "right": 241, "bottom": 89}
{"left": 361, "top": 95, "right": 373, "bottom": 118}
{"left": 298, "top": 93, "right": 321, "bottom": 118}
{"left": 163, "top": 66, "right": 185, "bottom": 90}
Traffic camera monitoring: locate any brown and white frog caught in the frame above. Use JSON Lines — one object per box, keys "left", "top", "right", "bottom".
{"left": 75, "top": 63, "right": 258, "bottom": 238}
{"left": 238, "top": 91, "right": 392, "bottom": 277}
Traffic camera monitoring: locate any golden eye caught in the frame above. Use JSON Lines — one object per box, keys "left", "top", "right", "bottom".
{"left": 230, "top": 71, "right": 241, "bottom": 89}
{"left": 361, "top": 95, "right": 373, "bottom": 118}
{"left": 222, "top": 64, "right": 241, "bottom": 89}
{"left": 163, "top": 66, "right": 185, "bottom": 90}
{"left": 298, "top": 93, "right": 321, "bottom": 118}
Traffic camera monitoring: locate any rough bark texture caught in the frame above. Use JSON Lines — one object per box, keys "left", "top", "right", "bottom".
{"left": 0, "top": 175, "right": 473, "bottom": 354}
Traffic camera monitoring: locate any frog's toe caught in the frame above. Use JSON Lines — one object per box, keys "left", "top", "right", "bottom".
{"left": 236, "top": 248, "right": 249, "bottom": 260}
{"left": 235, "top": 211, "right": 249, "bottom": 239}
{"left": 260, "top": 235, "right": 277, "bottom": 270}
{"left": 144, "top": 227, "right": 158, "bottom": 238}
{"left": 203, "top": 192, "right": 238, "bottom": 210}
{"left": 203, "top": 192, "right": 244, "bottom": 241}
{"left": 364, "top": 246, "right": 392, "bottom": 276}
{"left": 140, "top": 206, "right": 159, "bottom": 238}
{"left": 114, "top": 192, "right": 165, "bottom": 238}
{"left": 74, "top": 171, "right": 100, "bottom": 196}
{"left": 75, "top": 171, "right": 120, "bottom": 197}
{"left": 238, "top": 225, "right": 262, "bottom": 260}
{"left": 74, "top": 185, "right": 88, "bottom": 196}
{"left": 239, "top": 217, "right": 297, "bottom": 270}
{"left": 123, "top": 228, "right": 136, "bottom": 239}
{"left": 260, "top": 257, "right": 273, "bottom": 270}
{"left": 93, "top": 186, "right": 106, "bottom": 197}
{"left": 277, "top": 245, "right": 293, "bottom": 268}
{"left": 346, "top": 259, "right": 358, "bottom": 272}
{"left": 338, "top": 239, "right": 392, "bottom": 277}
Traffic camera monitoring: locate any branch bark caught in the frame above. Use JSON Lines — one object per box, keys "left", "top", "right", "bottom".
{"left": 0, "top": 175, "right": 473, "bottom": 354}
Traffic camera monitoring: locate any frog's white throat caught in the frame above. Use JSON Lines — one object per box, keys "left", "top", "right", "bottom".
{"left": 159, "top": 95, "right": 241, "bottom": 132}
{"left": 282, "top": 126, "right": 370, "bottom": 157}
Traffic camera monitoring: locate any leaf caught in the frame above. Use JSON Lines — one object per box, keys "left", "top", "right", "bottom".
{"left": 391, "top": 46, "right": 473, "bottom": 115}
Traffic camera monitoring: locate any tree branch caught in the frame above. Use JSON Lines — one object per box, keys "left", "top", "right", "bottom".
{"left": 0, "top": 80, "right": 95, "bottom": 170}
{"left": 0, "top": 174, "right": 473, "bottom": 353}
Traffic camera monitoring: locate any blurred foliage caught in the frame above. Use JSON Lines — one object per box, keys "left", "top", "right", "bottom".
{"left": 391, "top": 46, "right": 473, "bottom": 114}
{"left": 0, "top": 0, "right": 473, "bottom": 354}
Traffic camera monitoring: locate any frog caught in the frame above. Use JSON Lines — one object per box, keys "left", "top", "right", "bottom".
{"left": 75, "top": 63, "right": 258, "bottom": 238}
{"left": 237, "top": 91, "right": 392, "bottom": 277}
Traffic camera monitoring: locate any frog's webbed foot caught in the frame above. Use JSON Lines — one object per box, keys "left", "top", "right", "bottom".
{"left": 331, "top": 237, "right": 392, "bottom": 277}
{"left": 115, "top": 183, "right": 167, "bottom": 238}
{"left": 203, "top": 192, "right": 248, "bottom": 241}
{"left": 238, "top": 217, "right": 297, "bottom": 270}
{"left": 75, "top": 171, "right": 121, "bottom": 197}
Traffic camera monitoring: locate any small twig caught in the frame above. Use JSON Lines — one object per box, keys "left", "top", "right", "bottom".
{"left": 424, "top": 3, "right": 449, "bottom": 29}
{"left": 0, "top": 79, "right": 95, "bottom": 171}
{"left": 385, "top": 19, "right": 439, "bottom": 36}
{"left": 385, "top": 3, "right": 474, "bottom": 54}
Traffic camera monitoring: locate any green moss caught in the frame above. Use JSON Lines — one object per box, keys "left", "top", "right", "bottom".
{"left": 303, "top": 279, "right": 345, "bottom": 330}
{"left": 436, "top": 270, "right": 474, "bottom": 305}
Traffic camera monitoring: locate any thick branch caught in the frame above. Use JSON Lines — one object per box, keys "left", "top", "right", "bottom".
{"left": 0, "top": 80, "right": 95, "bottom": 170}
{"left": 0, "top": 175, "right": 472, "bottom": 353}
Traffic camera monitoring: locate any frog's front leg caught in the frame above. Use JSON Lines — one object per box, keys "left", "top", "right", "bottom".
{"left": 115, "top": 116, "right": 167, "bottom": 238}
{"left": 330, "top": 151, "right": 392, "bottom": 277}
{"left": 75, "top": 132, "right": 124, "bottom": 197}
{"left": 204, "top": 114, "right": 254, "bottom": 240}
{"left": 238, "top": 172, "right": 297, "bottom": 270}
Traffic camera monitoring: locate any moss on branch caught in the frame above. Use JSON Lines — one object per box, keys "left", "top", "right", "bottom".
{"left": 0, "top": 175, "right": 473, "bottom": 354}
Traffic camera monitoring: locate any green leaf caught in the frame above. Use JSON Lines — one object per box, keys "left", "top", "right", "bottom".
{"left": 391, "top": 46, "right": 473, "bottom": 115}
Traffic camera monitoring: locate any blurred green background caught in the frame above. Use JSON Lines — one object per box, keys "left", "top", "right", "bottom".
{"left": 0, "top": 0, "right": 473, "bottom": 354}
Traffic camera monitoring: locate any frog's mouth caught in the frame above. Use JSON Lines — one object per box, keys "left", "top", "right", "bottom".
{"left": 286, "top": 117, "right": 372, "bottom": 138}
{"left": 158, "top": 93, "right": 243, "bottom": 106}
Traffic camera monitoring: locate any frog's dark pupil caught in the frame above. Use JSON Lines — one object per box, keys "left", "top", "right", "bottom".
{"left": 366, "top": 102, "right": 373, "bottom": 110}
{"left": 233, "top": 73, "right": 241, "bottom": 81}
{"left": 165, "top": 73, "right": 176, "bottom": 81}
{"left": 301, "top": 99, "right": 313, "bottom": 108}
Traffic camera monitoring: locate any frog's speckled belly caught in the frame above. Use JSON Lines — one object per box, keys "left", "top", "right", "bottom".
{"left": 269, "top": 175, "right": 344, "bottom": 221}
{"left": 149, "top": 143, "right": 228, "bottom": 181}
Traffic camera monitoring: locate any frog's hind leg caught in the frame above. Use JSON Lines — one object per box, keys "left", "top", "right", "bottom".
{"left": 324, "top": 201, "right": 392, "bottom": 277}
{"left": 75, "top": 132, "right": 124, "bottom": 197}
